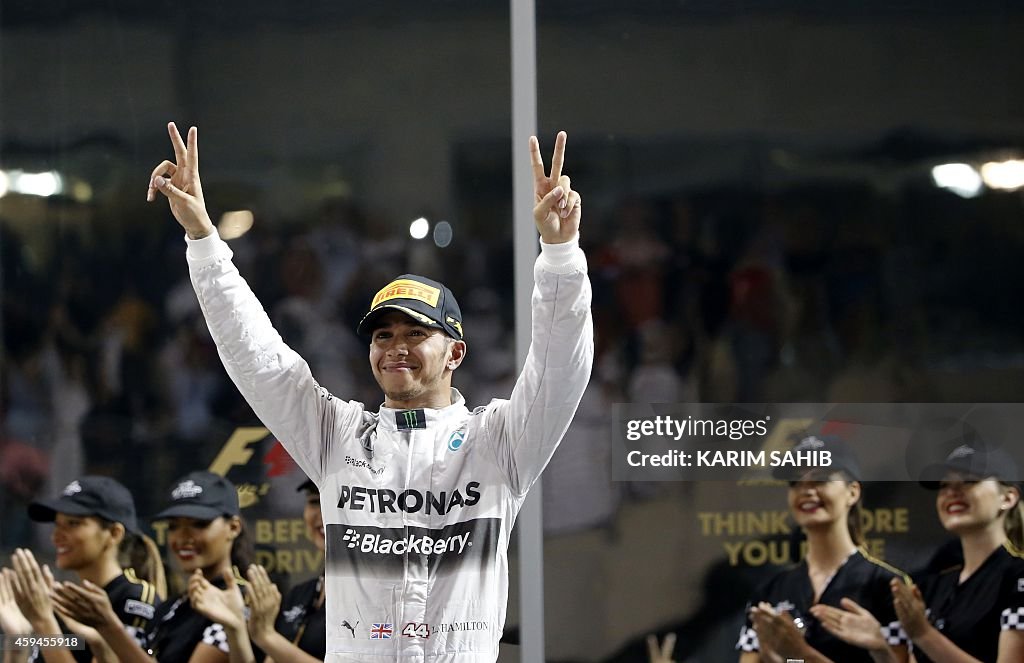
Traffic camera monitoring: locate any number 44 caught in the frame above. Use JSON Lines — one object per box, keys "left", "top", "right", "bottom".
{"left": 402, "top": 623, "right": 430, "bottom": 639}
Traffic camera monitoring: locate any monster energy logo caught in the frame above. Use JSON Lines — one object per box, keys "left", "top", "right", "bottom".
{"left": 395, "top": 409, "right": 427, "bottom": 430}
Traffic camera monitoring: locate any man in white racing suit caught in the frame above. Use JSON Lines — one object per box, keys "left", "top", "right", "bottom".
{"left": 148, "top": 123, "right": 593, "bottom": 662}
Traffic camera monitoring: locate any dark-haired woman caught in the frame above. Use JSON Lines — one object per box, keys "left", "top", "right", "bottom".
{"left": 9, "top": 476, "right": 164, "bottom": 663}
{"left": 736, "top": 436, "right": 910, "bottom": 663}
{"left": 52, "top": 471, "right": 256, "bottom": 663}
{"left": 246, "top": 478, "right": 325, "bottom": 662}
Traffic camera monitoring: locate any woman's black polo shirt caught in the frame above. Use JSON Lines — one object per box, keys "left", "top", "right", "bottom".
{"left": 736, "top": 549, "right": 910, "bottom": 662}
{"left": 914, "top": 542, "right": 1024, "bottom": 663}
{"left": 273, "top": 575, "right": 326, "bottom": 659}
{"left": 146, "top": 574, "right": 247, "bottom": 663}
{"left": 28, "top": 570, "right": 160, "bottom": 663}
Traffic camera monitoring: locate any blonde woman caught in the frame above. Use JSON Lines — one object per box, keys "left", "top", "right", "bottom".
{"left": 907, "top": 442, "right": 1024, "bottom": 662}
{"left": 824, "top": 442, "right": 1024, "bottom": 662}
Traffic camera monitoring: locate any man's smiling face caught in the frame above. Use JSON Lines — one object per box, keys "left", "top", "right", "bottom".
{"left": 369, "top": 311, "right": 465, "bottom": 409}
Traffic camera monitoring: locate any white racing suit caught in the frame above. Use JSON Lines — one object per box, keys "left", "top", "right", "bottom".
{"left": 187, "top": 231, "right": 593, "bottom": 662}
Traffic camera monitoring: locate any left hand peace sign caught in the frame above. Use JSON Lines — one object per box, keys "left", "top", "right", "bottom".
{"left": 531, "top": 131, "right": 582, "bottom": 244}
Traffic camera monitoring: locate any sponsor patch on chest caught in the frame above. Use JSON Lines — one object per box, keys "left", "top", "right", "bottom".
{"left": 396, "top": 409, "right": 427, "bottom": 430}
{"left": 124, "top": 599, "right": 155, "bottom": 620}
{"left": 281, "top": 605, "right": 305, "bottom": 623}
{"left": 337, "top": 482, "right": 480, "bottom": 515}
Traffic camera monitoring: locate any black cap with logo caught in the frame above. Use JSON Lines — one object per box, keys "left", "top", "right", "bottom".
{"left": 772, "top": 434, "right": 862, "bottom": 482}
{"left": 356, "top": 274, "right": 464, "bottom": 341}
{"left": 920, "top": 442, "right": 1020, "bottom": 489}
{"left": 296, "top": 477, "right": 318, "bottom": 493}
{"left": 29, "top": 476, "right": 142, "bottom": 535}
{"left": 152, "top": 471, "right": 240, "bottom": 521}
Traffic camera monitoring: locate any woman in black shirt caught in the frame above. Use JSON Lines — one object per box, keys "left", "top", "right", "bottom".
{"left": 904, "top": 444, "right": 1024, "bottom": 662}
{"left": 13, "top": 476, "right": 165, "bottom": 663}
{"left": 246, "top": 477, "right": 325, "bottom": 662}
{"left": 51, "top": 471, "right": 256, "bottom": 663}
{"left": 736, "top": 435, "right": 910, "bottom": 663}
{"left": 145, "top": 471, "right": 256, "bottom": 663}
{"left": 822, "top": 441, "right": 1024, "bottom": 662}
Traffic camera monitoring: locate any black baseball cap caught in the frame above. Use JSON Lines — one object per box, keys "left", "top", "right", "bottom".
{"left": 772, "top": 434, "right": 862, "bottom": 482}
{"left": 152, "top": 471, "right": 240, "bottom": 521}
{"left": 356, "top": 274, "right": 464, "bottom": 341}
{"left": 29, "top": 476, "right": 142, "bottom": 535}
{"left": 920, "top": 442, "right": 1020, "bottom": 489}
{"left": 296, "top": 477, "right": 318, "bottom": 493}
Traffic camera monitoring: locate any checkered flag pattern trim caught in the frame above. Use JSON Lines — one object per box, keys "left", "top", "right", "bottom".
{"left": 201, "top": 623, "right": 231, "bottom": 653}
{"left": 1001, "top": 607, "right": 1024, "bottom": 631}
{"left": 881, "top": 619, "right": 910, "bottom": 645}
{"left": 736, "top": 625, "right": 760, "bottom": 651}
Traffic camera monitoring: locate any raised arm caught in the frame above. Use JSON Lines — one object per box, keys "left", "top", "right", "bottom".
{"left": 149, "top": 123, "right": 214, "bottom": 240}
{"left": 531, "top": 131, "right": 581, "bottom": 246}
{"left": 148, "top": 123, "right": 362, "bottom": 484}
{"left": 646, "top": 633, "right": 677, "bottom": 663}
{"left": 487, "top": 132, "right": 594, "bottom": 495}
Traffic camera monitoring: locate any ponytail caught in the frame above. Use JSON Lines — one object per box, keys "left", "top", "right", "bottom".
{"left": 121, "top": 533, "right": 168, "bottom": 600}
{"left": 844, "top": 474, "right": 865, "bottom": 547}
{"left": 230, "top": 517, "right": 254, "bottom": 571}
{"left": 1001, "top": 483, "right": 1024, "bottom": 552}
{"left": 848, "top": 500, "right": 865, "bottom": 547}
{"left": 97, "top": 517, "right": 167, "bottom": 600}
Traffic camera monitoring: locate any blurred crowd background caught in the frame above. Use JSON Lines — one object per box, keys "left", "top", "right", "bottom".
{"left": 2, "top": 1, "right": 1023, "bottom": 660}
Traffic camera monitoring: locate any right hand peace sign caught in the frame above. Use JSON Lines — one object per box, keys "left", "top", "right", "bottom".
{"left": 148, "top": 122, "right": 215, "bottom": 240}
{"left": 646, "top": 632, "right": 677, "bottom": 663}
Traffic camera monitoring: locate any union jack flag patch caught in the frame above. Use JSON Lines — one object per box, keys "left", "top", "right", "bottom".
{"left": 371, "top": 623, "right": 393, "bottom": 639}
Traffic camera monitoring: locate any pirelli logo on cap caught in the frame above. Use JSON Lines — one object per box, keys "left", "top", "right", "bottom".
{"left": 372, "top": 279, "right": 440, "bottom": 309}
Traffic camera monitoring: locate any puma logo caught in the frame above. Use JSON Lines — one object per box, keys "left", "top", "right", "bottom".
{"left": 342, "top": 620, "right": 358, "bottom": 637}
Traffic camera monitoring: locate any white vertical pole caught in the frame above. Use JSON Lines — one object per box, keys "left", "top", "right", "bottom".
{"left": 510, "top": 0, "right": 544, "bottom": 662}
